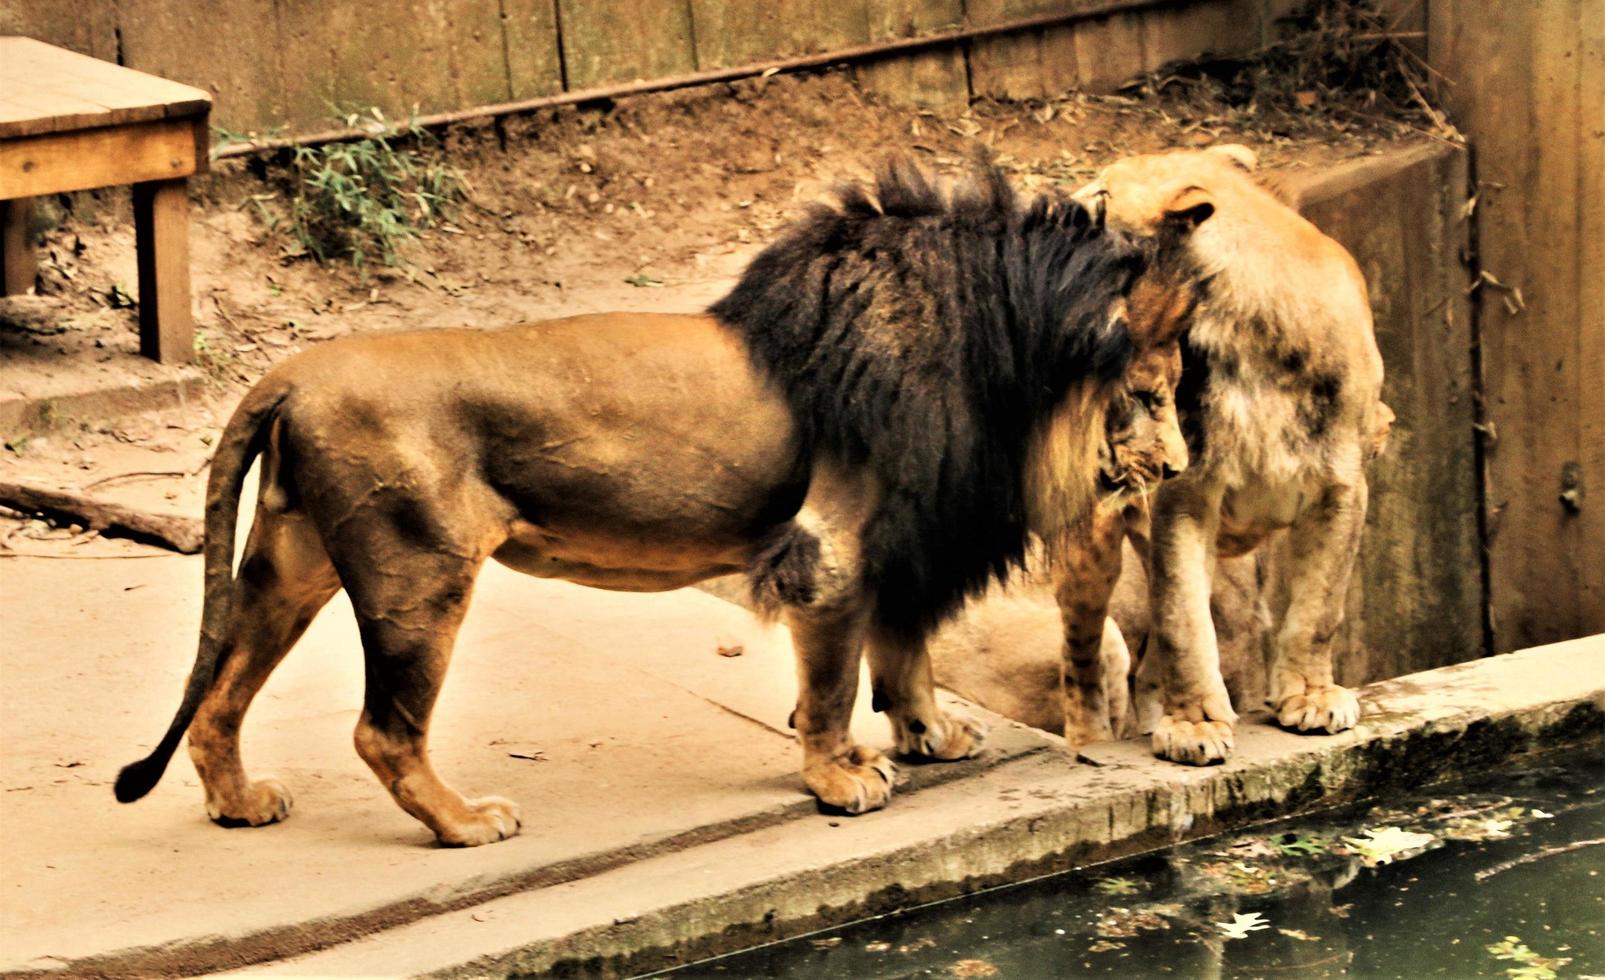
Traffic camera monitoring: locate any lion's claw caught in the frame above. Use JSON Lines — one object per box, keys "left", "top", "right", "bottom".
{"left": 1274, "top": 684, "right": 1360, "bottom": 734}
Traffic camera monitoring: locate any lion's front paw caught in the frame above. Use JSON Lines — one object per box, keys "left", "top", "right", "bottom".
{"left": 805, "top": 746, "right": 897, "bottom": 815}
{"left": 1151, "top": 715, "right": 1235, "bottom": 765}
{"left": 892, "top": 709, "right": 986, "bottom": 761}
{"left": 207, "top": 777, "right": 293, "bottom": 828}
{"left": 436, "top": 795, "right": 522, "bottom": 847}
{"left": 1063, "top": 714, "right": 1115, "bottom": 752}
{"left": 1274, "top": 684, "right": 1360, "bottom": 734}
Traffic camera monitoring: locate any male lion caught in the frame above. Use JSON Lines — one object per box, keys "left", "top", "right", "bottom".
{"left": 1069, "top": 145, "right": 1394, "bottom": 765}
{"left": 926, "top": 341, "right": 1188, "bottom": 743}
{"left": 115, "top": 162, "right": 1206, "bottom": 845}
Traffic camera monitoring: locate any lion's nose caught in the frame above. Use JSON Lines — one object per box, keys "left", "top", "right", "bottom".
{"left": 1162, "top": 462, "right": 1184, "bottom": 479}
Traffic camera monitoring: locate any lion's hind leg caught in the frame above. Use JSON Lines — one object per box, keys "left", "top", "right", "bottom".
{"left": 867, "top": 630, "right": 986, "bottom": 762}
{"left": 336, "top": 531, "right": 520, "bottom": 847}
{"left": 187, "top": 504, "right": 340, "bottom": 827}
{"left": 1269, "top": 480, "right": 1366, "bottom": 735}
{"left": 788, "top": 605, "right": 897, "bottom": 815}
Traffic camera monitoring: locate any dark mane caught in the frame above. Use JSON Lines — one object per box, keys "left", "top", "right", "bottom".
{"left": 710, "top": 159, "right": 1145, "bottom": 641}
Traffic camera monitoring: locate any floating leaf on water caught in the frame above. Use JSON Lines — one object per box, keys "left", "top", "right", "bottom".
{"left": 1097, "top": 907, "right": 1172, "bottom": 938}
{"left": 1274, "top": 832, "right": 1327, "bottom": 857}
{"left": 864, "top": 941, "right": 891, "bottom": 953}
{"left": 1093, "top": 875, "right": 1140, "bottom": 896}
{"left": 949, "top": 958, "right": 999, "bottom": 977}
{"left": 1486, "top": 936, "right": 1571, "bottom": 980}
{"left": 809, "top": 936, "right": 842, "bottom": 949}
{"left": 1217, "top": 911, "right": 1271, "bottom": 940}
{"left": 1088, "top": 939, "right": 1124, "bottom": 953}
{"left": 1342, "top": 826, "right": 1437, "bottom": 866}
{"left": 1278, "top": 927, "right": 1320, "bottom": 942}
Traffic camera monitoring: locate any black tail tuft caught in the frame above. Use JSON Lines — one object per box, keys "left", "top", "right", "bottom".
{"left": 749, "top": 523, "right": 821, "bottom": 612}
{"left": 114, "top": 752, "right": 172, "bottom": 803}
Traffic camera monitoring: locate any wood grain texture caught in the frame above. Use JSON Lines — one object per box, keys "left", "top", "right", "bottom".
{"left": 966, "top": 0, "right": 1080, "bottom": 100}
{"left": 558, "top": 0, "right": 696, "bottom": 88}
{"left": 0, "top": 118, "right": 200, "bottom": 199}
{"left": 1430, "top": 0, "right": 1605, "bottom": 649}
{"left": 133, "top": 178, "right": 193, "bottom": 365}
{"left": 112, "top": 0, "right": 287, "bottom": 137}
{"left": 0, "top": 1, "right": 120, "bottom": 64}
{"left": 691, "top": 0, "right": 871, "bottom": 69}
{"left": 1139, "top": 0, "right": 1257, "bottom": 72}
{"left": 0, "top": 36, "right": 211, "bottom": 139}
{"left": 1072, "top": 10, "right": 1147, "bottom": 91}
{"left": 502, "top": 0, "right": 566, "bottom": 99}
{"left": 857, "top": 0, "right": 968, "bottom": 108}
{"left": 1, "top": 196, "right": 36, "bottom": 296}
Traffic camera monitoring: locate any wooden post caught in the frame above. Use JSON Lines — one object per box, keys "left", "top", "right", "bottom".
{"left": 0, "top": 196, "right": 36, "bottom": 296}
{"left": 132, "top": 178, "right": 194, "bottom": 364}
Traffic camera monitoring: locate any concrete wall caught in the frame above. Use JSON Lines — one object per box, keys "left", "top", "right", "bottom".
{"left": 0, "top": 0, "right": 1287, "bottom": 135}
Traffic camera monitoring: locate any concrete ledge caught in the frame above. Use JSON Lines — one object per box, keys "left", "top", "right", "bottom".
{"left": 228, "top": 637, "right": 1603, "bottom": 979}
{"left": 0, "top": 374, "right": 205, "bottom": 436}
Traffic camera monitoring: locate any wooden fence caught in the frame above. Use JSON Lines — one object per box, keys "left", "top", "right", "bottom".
{"left": 1430, "top": 0, "right": 1605, "bottom": 651}
{"left": 2, "top": 0, "right": 1282, "bottom": 137}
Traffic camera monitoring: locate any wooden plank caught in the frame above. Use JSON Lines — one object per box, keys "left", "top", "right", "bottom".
{"left": 557, "top": 0, "right": 696, "bottom": 89}
{"left": 0, "top": 2, "right": 120, "bottom": 64}
{"left": 1578, "top": 0, "right": 1605, "bottom": 629}
{"left": 857, "top": 0, "right": 968, "bottom": 109}
{"left": 967, "top": 0, "right": 1080, "bottom": 100}
{"left": 0, "top": 37, "right": 211, "bottom": 138}
{"left": 0, "top": 118, "right": 200, "bottom": 200}
{"left": 133, "top": 178, "right": 194, "bottom": 365}
{"left": 690, "top": 0, "right": 871, "bottom": 69}
{"left": 1, "top": 197, "right": 37, "bottom": 296}
{"left": 1072, "top": 10, "right": 1147, "bottom": 91}
{"left": 279, "top": 0, "right": 512, "bottom": 128}
{"left": 112, "top": 0, "right": 285, "bottom": 138}
{"left": 1431, "top": 0, "right": 1603, "bottom": 648}
{"left": 0, "top": 85, "right": 120, "bottom": 139}
{"left": 502, "top": 0, "right": 566, "bottom": 99}
{"left": 1139, "top": 0, "right": 1256, "bottom": 72}
{"left": 2, "top": 38, "right": 210, "bottom": 114}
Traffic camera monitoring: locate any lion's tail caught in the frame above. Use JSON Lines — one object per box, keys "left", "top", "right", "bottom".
{"left": 114, "top": 380, "right": 292, "bottom": 804}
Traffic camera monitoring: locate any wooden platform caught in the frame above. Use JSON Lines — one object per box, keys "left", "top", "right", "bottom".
{"left": 0, "top": 36, "right": 211, "bottom": 364}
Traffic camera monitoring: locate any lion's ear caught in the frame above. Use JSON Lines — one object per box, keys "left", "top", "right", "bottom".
{"left": 1206, "top": 143, "right": 1258, "bottom": 172}
{"left": 1163, "top": 186, "right": 1214, "bottom": 228}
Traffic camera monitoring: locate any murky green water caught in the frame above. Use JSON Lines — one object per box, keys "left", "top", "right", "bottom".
{"left": 668, "top": 746, "right": 1604, "bottom": 979}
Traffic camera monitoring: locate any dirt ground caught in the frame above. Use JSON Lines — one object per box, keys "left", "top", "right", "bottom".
{"left": 0, "top": 66, "right": 1420, "bottom": 558}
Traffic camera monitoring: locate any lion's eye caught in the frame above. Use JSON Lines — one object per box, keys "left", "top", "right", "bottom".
{"left": 1134, "top": 389, "right": 1163, "bottom": 410}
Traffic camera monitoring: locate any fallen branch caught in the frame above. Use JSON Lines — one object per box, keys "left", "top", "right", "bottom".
{"left": 1475, "top": 837, "right": 1605, "bottom": 881}
{"left": 0, "top": 480, "right": 203, "bottom": 554}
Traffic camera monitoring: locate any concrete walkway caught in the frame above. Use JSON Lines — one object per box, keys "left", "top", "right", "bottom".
{"left": 1, "top": 551, "right": 1601, "bottom": 977}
